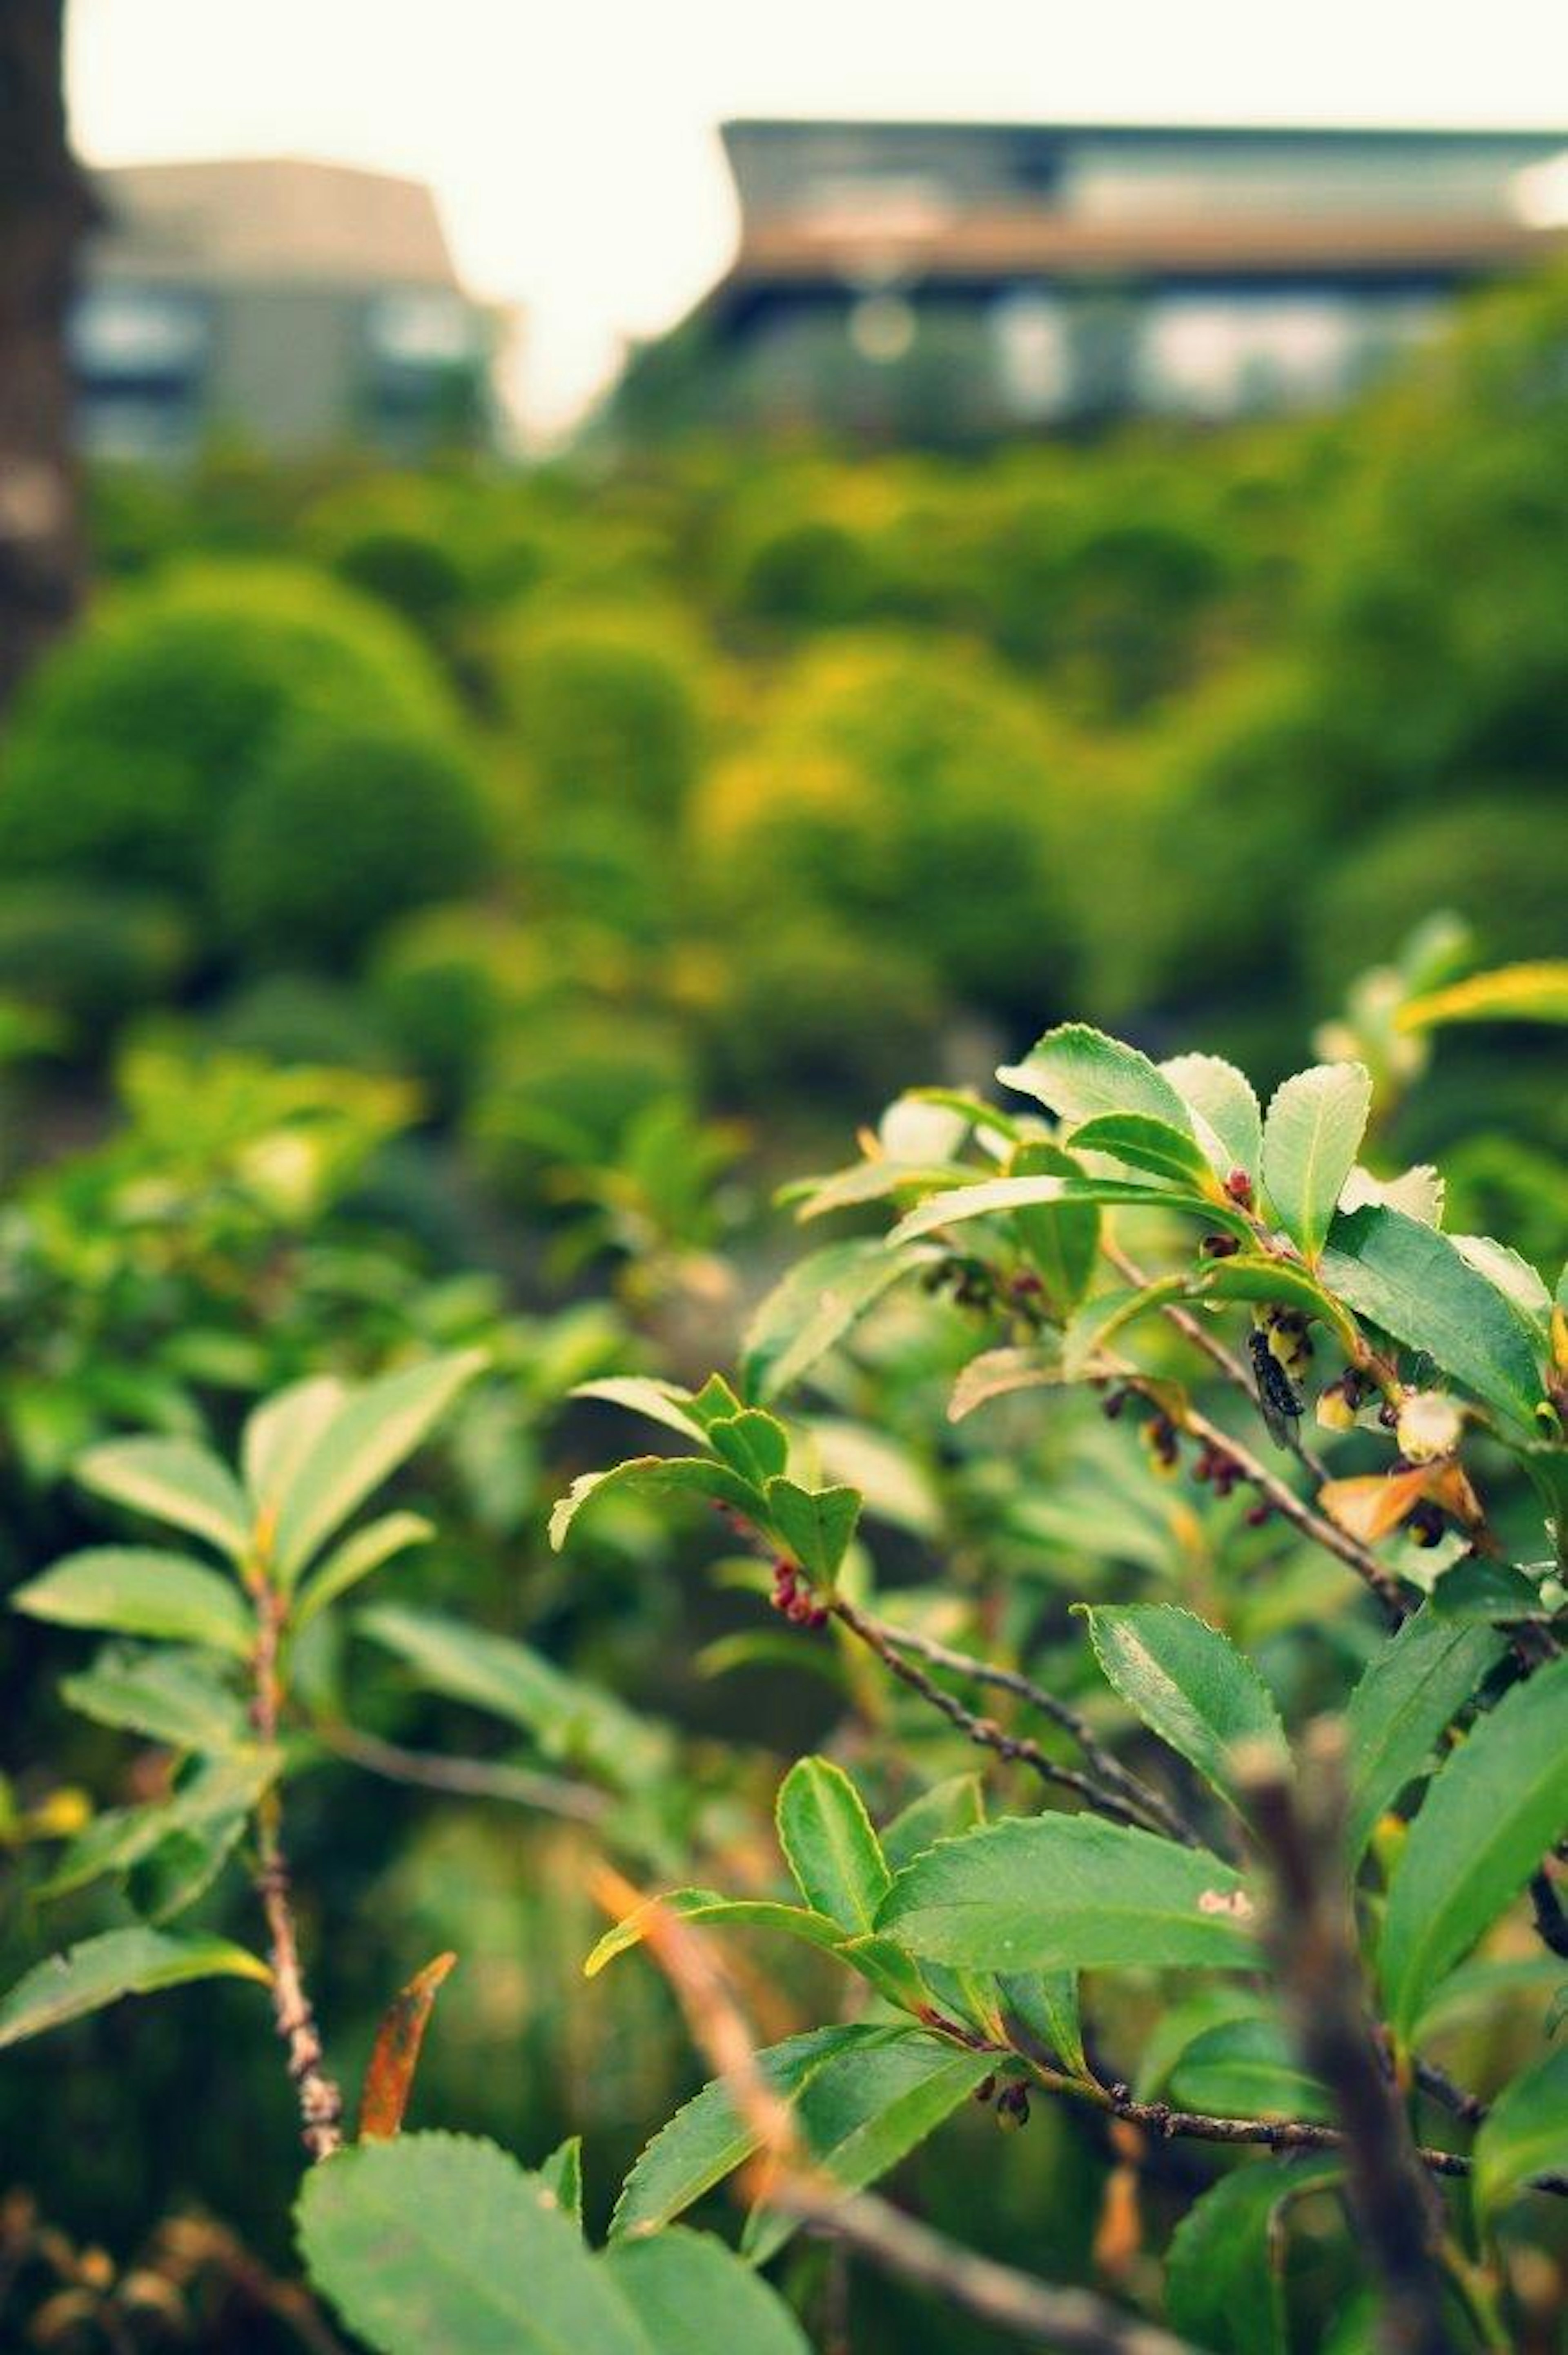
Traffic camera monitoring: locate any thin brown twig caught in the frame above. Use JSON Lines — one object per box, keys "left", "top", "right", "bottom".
{"left": 829, "top": 1592, "right": 1198, "bottom": 1843}
{"left": 317, "top": 1721, "right": 611, "bottom": 1824}
{"left": 245, "top": 1532, "right": 343, "bottom": 2164}
{"left": 852, "top": 1609, "right": 1200, "bottom": 1846}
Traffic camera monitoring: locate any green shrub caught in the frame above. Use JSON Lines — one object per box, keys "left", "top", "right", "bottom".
{"left": 0, "top": 564, "right": 461, "bottom": 898}
{"left": 493, "top": 606, "right": 707, "bottom": 821}
{"left": 371, "top": 907, "right": 557, "bottom": 1107}
{"left": 702, "top": 918, "right": 943, "bottom": 1108}
{"left": 214, "top": 723, "right": 493, "bottom": 971}
{"left": 0, "top": 882, "right": 188, "bottom": 1040}
{"left": 467, "top": 1006, "right": 695, "bottom": 1198}
{"left": 200, "top": 973, "right": 405, "bottom": 1073}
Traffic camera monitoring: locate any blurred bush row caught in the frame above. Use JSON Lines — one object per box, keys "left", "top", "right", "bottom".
{"left": 0, "top": 265, "right": 1564, "bottom": 1193}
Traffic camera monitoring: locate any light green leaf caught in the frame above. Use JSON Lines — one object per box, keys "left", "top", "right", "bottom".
{"left": 1339, "top": 1163, "right": 1445, "bottom": 1228}
{"left": 537, "top": 2136, "right": 584, "bottom": 2229}
{"left": 1000, "top": 1024, "right": 1195, "bottom": 1132}
{"left": 1165, "top": 2158, "right": 1343, "bottom": 2355}
{"left": 291, "top": 1512, "right": 434, "bottom": 1637}
{"left": 741, "top": 1239, "right": 931, "bottom": 1403}
{"left": 548, "top": 1454, "right": 760, "bottom": 1553}
{"left": 1450, "top": 1237, "right": 1553, "bottom": 1338}
{"left": 776, "top": 1758, "right": 890, "bottom": 1934}
{"left": 358, "top": 1604, "right": 664, "bottom": 1791}
{"left": 1321, "top": 1206, "right": 1546, "bottom": 1431}
{"left": 996, "top": 1969, "right": 1087, "bottom": 2077}
{"left": 874, "top": 1815, "right": 1257, "bottom": 1973}
{"left": 1398, "top": 960, "right": 1568, "bottom": 1032}
{"left": 273, "top": 1350, "right": 486, "bottom": 1584}
{"left": 890, "top": 1175, "right": 1251, "bottom": 1249}
{"left": 1160, "top": 1053, "right": 1263, "bottom": 1182}
{"left": 1079, "top": 1604, "right": 1287, "bottom": 1821}
{"left": 1068, "top": 1113, "right": 1216, "bottom": 1191}
{"left": 947, "top": 1347, "right": 1067, "bottom": 1424}
{"left": 242, "top": 1375, "right": 347, "bottom": 1512}
{"left": 76, "top": 1437, "right": 252, "bottom": 1564}
{"left": 298, "top": 2133, "right": 648, "bottom": 2355}
{"left": 743, "top": 2032, "right": 995, "bottom": 2263}
{"left": 1190, "top": 1256, "right": 1360, "bottom": 1351}
{"left": 583, "top": 1891, "right": 849, "bottom": 1978}
{"left": 1260, "top": 1063, "right": 1372, "bottom": 1263}
{"left": 0, "top": 1928, "right": 269, "bottom": 2050}
{"left": 610, "top": 2026, "right": 884, "bottom": 2239}
{"left": 59, "top": 1646, "right": 247, "bottom": 1751}
{"left": 1343, "top": 1606, "right": 1507, "bottom": 1863}
{"left": 795, "top": 1155, "right": 971, "bottom": 1221}
{"left": 708, "top": 1409, "right": 790, "bottom": 1485}
{"left": 1061, "top": 1279, "right": 1190, "bottom": 1378}
{"left": 1473, "top": 2043, "right": 1568, "bottom": 2227}
{"left": 604, "top": 2230, "right": 811, "bottom": 2355}
{"left": 1379, "top": 1656, "right": 1568, "bottom": 2043}
{"left": 881, "top": 1775, "right": 985, "bottom": 1873}
{"left": 762, "top": 1477, "right": 860, "bottom": 1582}
{"left": 570, "top": 1378, "right": 705, "bottom": 1443}
{"left": 13, "top": 1548, "right": 252, "bottom": 1657}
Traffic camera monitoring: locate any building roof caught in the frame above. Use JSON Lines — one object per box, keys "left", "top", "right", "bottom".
{"left": 722, "top": 118, "right": 1568, "bottom": 152}
{"left": 91, "top": 158, "right": 463, "bottom": 291}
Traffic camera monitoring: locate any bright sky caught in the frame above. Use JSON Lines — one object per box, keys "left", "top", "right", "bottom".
{"left": 68, "top": 0, "right": 1568, "bottom": 437}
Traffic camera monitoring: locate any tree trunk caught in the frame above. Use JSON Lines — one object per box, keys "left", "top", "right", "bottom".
{"left": 0, "top": 0, "right": 97, "bottom": 713}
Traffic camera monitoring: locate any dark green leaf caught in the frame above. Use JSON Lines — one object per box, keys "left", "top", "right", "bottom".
{"left": 0, "top": 1928, "right": 269, "bottom": 2050}
{"left": 549, "top": 1454, "right": 761, "bottom": 1552}
{"left": 1320, "top": 1207, "right": 1545, "bottom": 1431}
{"left": 741, "top": 1240, "right": 931, "bottom": 1403}
{"left": 583, "top": 1891, "right": 849, "bottom": 1979}
{"left": 763, "top": 1478, "right": 861, "bottom": 1583}
{"left": 1473, "top": 2043, "right": 1568, "bottom": 2226}
{"left": 1344, "top": 1606, "right": 1507, "bottom": 1863}
{"left": 604, "top": 2230, "right": 811, "bottom": 2355}
{"left": 59, "top": 1646, "right": 247, "bottom": 1751}
{"left": 1079, "top": 1604, "right": 1287, "bottom": 1821}
{"left": 775, "top": 1757, "right": 890, "bottom": 1933}
{"left": 1167, "top": 2018, "right": 1332, "bottom": 2123}
{"left": 1068, "top": 1113, "right": 1216, "bottom": 1191}
{"left": 1165, "top": 2159, "right": 1342, "bottom": 2355}
{"left": 881, "top": 1775, "right": 985, "bottom": 1873}
{"left": 1007, "top": 1140, "right": 1101, "bottom": 1314}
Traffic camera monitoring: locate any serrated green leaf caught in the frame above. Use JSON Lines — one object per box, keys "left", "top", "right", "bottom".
{"left": 548, "top": 1454, "right": 760, "bottom": 1553}
{"left": 1429, "top": 1561, "right": 1555, "bottom": 1624}
{"left": 1450, "top": 1237, "right": 1553, "bottom": 1338}
{"left": 1340, "top": 1163, "right": 1445, "bottom": 1228}
{"left": 273, "top": 1350, "right": 486, "bottom": 1584}
{"left": 742, "top": 2032, "right": 995, "bottom": 2263}
{"left": 1344, "top": 1606, "right": 1508, "bottom": 1863}
{"left": 583, "top": 1891, "right": 849, "bottom": 1979}
{"left": 1079, "top": 1604, "right": 1287, "bottom": 1822}
{"left": 569, "top": 1378, "right": 705, "bottom": 1443}
{"left": 707, "top": 1409, "right": 790, "bottom": 1485}
{"left": 1069, "top": 1113, "right": 1217, "bottom": 1191}
{"left": 1160, "top": 1054, "right": 1263, "bottom": 1182}
{"left": 1000, "top": 1024, "right": 1195, "bottom": 1132}
{"left": 13, "top": 1548, "right": 252, "bottom": 1657}
{"left": 741, "top": 1239, "right": 930, "bottom": 1403}
{"left": 1380, "top": 1656, "right": 1568, "bottom": 2043}
{"left": 890, "top": 1175, "right": 1252, "bottom": 1249}
{"left": 604, "top": 2229, "right": 811, "bottom": 2355}
{"left": 1473, "top": 2043, "right": 1568, "bottom": 2227}
{"left": 1260, "top": 1063, "right": 1372, "bottom": 1263}
{"left": 1167, "top": 2018, "right": 1332, "bottom": 2123}
{"left": 0, "top": 1928, "right": 269, "bottom": 2049}
{"left": 874, "top": 1816, "right": 1257, "bottom": 1973}
{"left": 947, "top": 1346, "right": 1067, "bottom": 1423}
{"left": 795, "top": 1155, "right": 972, "bottom": 1221}
{"left": 1165, "top": 2158, "right": 1342, "bottom": 2355}
{"left": 1190, "top": 1256, "right": 1360, "bottom": 1351}
{"left": 762, "top": 1477, "right": 860, "bottom": 1582}
{"left": 776, "top": 1757, "right": 889, "bottom": 1933}
{"left": 298, "top": 2133, "right": 648, "bottom": 2355}
{"left": 881, "top": 1775, "right": 985, "bottom": 1873}
{"left": 1321, "top": 1206, "right": 1546, "bottom": 1430}
{"left": 610, "top": 2026, "right": 885, "bottom": 2239}
{"left": 76, "top": 1437, "right": 252, "bottom": 1564}
{"left": 291, "top": 1511, "right": 434, "bottom": 1637}
{"left": 996, "top": 1969, "right": 1087, "bottom": 2076}
{"left": 59, "top": 1646, "right": 247, "bottom": 1751}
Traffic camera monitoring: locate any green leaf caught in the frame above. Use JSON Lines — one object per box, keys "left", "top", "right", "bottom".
{"left": 890, "top": 1175, "right": 1252, "bottom": 1249}
{"left": 707, "top": 1410, "right": 790, "bottom": 1485}
{"left": 76, "top": 1437, "right": 252, "bottom": 1564}
{"left": 291, "top": 1512, "right": 434, "bottom": 1636}
{"left": 1079, "top": 1604, "right": 1288, "bottom": 1821}
{"left": 1343, "top": 1605, "right": 1508, "bottom": 1862}
{"left": 0, "top": 1928, "right": 269, "bottom": 2049}
{"left": 874, "top": 1815, "right": 1257, "bottom": 1973}
{"left": 776, "top": 1757, "right": 890, "bottom": 1934}
{"left": 1450, "top": 1236, "right": 1553, "bottom": 1339}
{"left": 1190, "top": 1256, "right": 1360, "bottom": 1352}
{"left": 1429, "top": 1561, "right": 1555, "bottom": 1624}
{"left": 1000, "top": 1024, "right": 1195, "bottom": 1132}
{"left": 297, "top": 2133, "right": 648, "bottom": 2355}
{"left": 273, "top": 1350, "right": 487, "bottom": 1584}
{"left": 129, "top": 1812, "right": 249, "bottom": 1925}
{"left": 603, "top": 2230, "right": 811, "bottom": 2355}
{"left": 1260, "top": 1063, "right": 1372, "bottom": 1263}
{"left": 1398, "top": 960, "right": 1568, "bottom": 1032}
{"left": 1320, "top": 1206, "right": 1546, "bottom": 1431}
{"left": 611, "top": 2026, "right": 884, "bottom": 2238}
{"left": 548, "top": 1454, "right": 761, "bottom": 1553}
{"left": 743, "top": 2032, "right": 995, "bottom": 2263}
{"left": 570, "top": 1378, "right": 705, "bottom": 1443}
{"left": 881, "top": 1775, "right": 985, "bottom": 1873}
{"left": 13, "top": 1548, "right": 252, "bottom": 1657}
{"left": 242, "top": 1375, "right": 347, "bottom": 1511}
{"left": 583, "top": 1891, "right": 849, "bottom": 1978}
{"left": 358, "top": 1604, "right": 664, "bottom": 1791}
{"left": 947, "top": 1347, "right": 1066, "bottom": 1423}
{"left": 1473, "top": 2043, "right": 1568, "bottom": 2227}
{"left": 59, "top": 1646, "right": 247, "bottom": 1751}
{"left": 537, "top": 2136, "right": 584, "bottom": 2230}
{"left": 1340, "top": 1163, "right": 1445, "bottom": 1228}
{"left": 1007, "top": 1140, "right": 1102, "bottom": 1314}
{"left": 1379, "top": 1655, "right": 1568, "bottom": 2043}
{"left": 1165, "top": 2158, "right": 1343, "bottom": 2355}
{"left": 762, "top": 1477, "right": 860, "bottom": 1582}
{"left": 37, "top": 1751, "right": 279, "bottom": 1905}
{"left": 1160, "top": 1053, "right": 1263, "bottom": 1182}
{"left": 795, "top": 1155, "right": 971, "bottom": 1221}
{"left": 741, "top": 1239, "right": 930, "bottom": 1403}
{"left": 1167, "top": 2018, "right": 1332, "bottom": 2123}
{"left": 1068, "top": 1113, "right": 1216, "bottom": 1191}
{"left": 1061, "top": 1279, "right": 1190, "bottom": 1378}
{"left": 996, "top": 1969, "right": 1087, "bottom": 2077}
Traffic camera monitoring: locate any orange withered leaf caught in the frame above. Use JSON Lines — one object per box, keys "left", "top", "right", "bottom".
{"left": 356, "top": 1951, "right": 457, "bottom": 2142}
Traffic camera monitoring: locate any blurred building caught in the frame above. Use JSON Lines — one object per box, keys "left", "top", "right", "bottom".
{"left": 72, "top": 158, "right": 499, "bottom": 462}
{"left": 618, "top": 119, "right": 1568, "bottom": 439}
